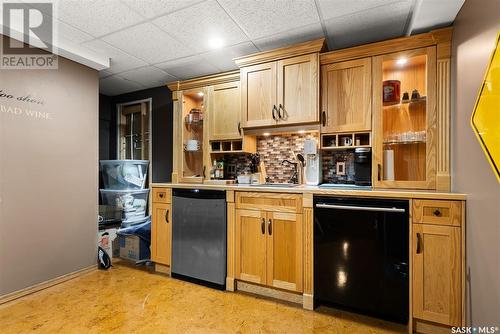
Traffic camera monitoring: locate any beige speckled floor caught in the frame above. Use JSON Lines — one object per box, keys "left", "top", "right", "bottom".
{"left": 0, "top": 262, "right": 406, "bottom": 333}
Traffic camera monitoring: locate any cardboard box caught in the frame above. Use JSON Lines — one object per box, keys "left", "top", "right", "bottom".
{"left": 119, "top": 235, "right": 150, "bottom": 262}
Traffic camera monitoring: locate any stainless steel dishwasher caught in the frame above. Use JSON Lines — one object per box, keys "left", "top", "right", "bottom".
{"left": 172, "top": 188, "right": 226, "bottom": 289}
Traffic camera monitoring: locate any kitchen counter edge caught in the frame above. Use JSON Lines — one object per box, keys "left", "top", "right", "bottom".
{"left": 150, "top": 183, "right": 466, "bottom": 201}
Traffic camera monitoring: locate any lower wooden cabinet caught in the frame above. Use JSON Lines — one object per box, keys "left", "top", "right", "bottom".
{"left": 412, "top": 222, "right": 462, "bottom": 327}
{"left": 151, "top": 203, "right": 171, "bottom": 266}
{"left": 235, "top": 208, "right": 303, "bottom": 293}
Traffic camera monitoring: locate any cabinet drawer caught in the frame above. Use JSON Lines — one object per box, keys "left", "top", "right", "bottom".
{"left": 413, "top": 200, "right": 462, "bottom": 226}
{"left": 235, "top": 192, "right": 302, "bottom": 213}
{"left": 152, "top": 188, "right": 171, "bottom": 203}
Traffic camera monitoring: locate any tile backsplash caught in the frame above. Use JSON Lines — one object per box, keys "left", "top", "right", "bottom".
{"left": 221, "top": 133, "right": 319, "bottom": 183}
{"left": 257, "top": 133, "right": 318, "bottom": 183}
{"left": 321, "top": 149, "right": 356, "bottom": 184}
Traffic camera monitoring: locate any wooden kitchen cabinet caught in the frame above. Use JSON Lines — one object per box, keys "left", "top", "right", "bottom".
{"left": 276, "top": 54, "right": 319, "bottom": 125}
{"left": 240, "top": 62, "right": 277, "bottom": 128}
{"left": 210, "top": 81, "right": 242, "bottom": 140}
{"left": 266, "top": 211, "right": 303, "bottom": 292}
{"left": 235, "top": 199, "right": 303, "bottom": 293}
{"left": 372, "top": 47, "right": 437, "bottom": 190}
{"left": 321, "top": 57, "right": 372, "bottom": 133}
{"left": 151, "top": 203, "right": 171, "bottom": 266}
{"left": 412, "top": 223, "right": 462, "bottom": 327}
{"left": 237, "top": 39, "right": 324, "bottom": 129}
{"left": 235, "top": 209, "right": 267, "bottom": 285}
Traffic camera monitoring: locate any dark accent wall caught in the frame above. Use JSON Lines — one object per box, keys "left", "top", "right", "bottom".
{"left": 99, "top": 86, "right": 173, "bottom": 183}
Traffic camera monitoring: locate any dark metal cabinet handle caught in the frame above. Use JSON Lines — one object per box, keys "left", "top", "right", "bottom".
{"left": 165, "top": 209, "right": 169, "bottom": 223}
{"left": 272, "top": 105, "right": 277, "bottom": 120}
{"left": 377, "top": 164, "right": 382, "bottom": 181}
{"left": 237, "top": 121, "right": 242, "bottom": 135}
{"left": 321, "top": 111, "right": 326, "bottom": 126}
{"left": 278, "top": 104, "right": 284, "bottom": 119}
{"left": 261, "top": 218, "right": 265, "bottom": 235}
{"left": 159, "top": 193, "right": 164, "bottom": 198}
{"left": 268, "top": 219, "right": 272, "bottom": 235}
{"left": 416, "top": 233, "right": 422, "bottom": 254}
{"left": 433, "top": 209, "right": 442, "bottom": 217}
{"left": 203, "top": 165, "right": 206, "bottom": 178}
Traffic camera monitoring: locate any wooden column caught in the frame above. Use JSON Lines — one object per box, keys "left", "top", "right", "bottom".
{"left": 434, "top": 28, "right": 452, "bottom": 192}
{"left": 302, "top": 192, "right": 314, "bottom": 310}
{"left": 171, "top": 91, "right": 181, "bottom": 183}
{"left": 226, "top": 190, "right": 236, "bottom": 291}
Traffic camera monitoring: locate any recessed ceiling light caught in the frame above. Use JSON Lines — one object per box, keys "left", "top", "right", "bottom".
{"left": 396, "top": 58, "right": 408, "bottom": 66}
{"left": 263, "top": 132, "right": 270, "bottom": 136}
{"left": 197, "top": 92, "right": 204, "bottom": 97}
{"left": 298, "top": 130, "right": 306, "bottom": 134}
{"left": 208, "top": 37, "right": 224, "bottom": 49}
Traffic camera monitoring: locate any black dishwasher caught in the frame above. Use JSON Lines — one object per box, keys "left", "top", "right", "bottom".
{"left": 314, "top": 196, "right": 409, "bottom": 324}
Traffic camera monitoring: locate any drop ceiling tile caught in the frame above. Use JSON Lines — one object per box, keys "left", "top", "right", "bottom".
{"left": 82, "top": 39, "right": 148, "bottom": 73}
{"left": 51, "top": 0, "right": 144, "bottom": 37}
{"left": 324, "top": 1, "right": 412, "bottom": 49}
{"left": 218, "top": 0, "right": 319, "bottom": 40}
{"left": 201, "top": 41, "right": 259, "bottom": 71}
{"left": 253, "top": 22, "right": 324, "bottom": 51}
{"left": 102, "top": 22, "right": 192, "bottom": 64}
{"left": 317, "top": 0, "right": 397, "bottom": 20}
{"left": 156, "top": 55, "right": 220, "bottom": 80}
{"left": 118, "top": 66, "right": 177, "bottom": 87}
{"left": 411, "top": 0, "right": 465, "bottom": 34}
{"left": 121, "top": 0, "right": 202, "bottom": 19}
{"left": 153, "top": 0, "right": 248, "bottom": 53}
{"left": 99, "top": 75, "right": 145, "bottom": 96}
{"left": 54, "top": 20, "right": 94, "bottom": 45}
{"left": 99, "top": 69, "right": 113, "bottom": 79}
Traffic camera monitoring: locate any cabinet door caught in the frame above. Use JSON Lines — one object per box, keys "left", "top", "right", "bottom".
{"left": 372, "top": 47, "right": 437, "bottom": 189}
{"left": 277, "top": 54, "right": 319, "bottom": 125}
{"left": 413, "top": 224, "right": 461, "bottom": 326}
{"left": 266, "top": 212, "right": 303, "bottom": 292}
{"left": 241, "top": 62, "right": 277, "bottom": 128}
{"left": 210, "top": 81, "right": 242, "bottom": 140}
{"left": 235, "top": 209, "right": 267, "bottom": 285}
{"left": 151, "top": 203, "right": 171, "bottom": 266}
{"left": 321, "top": 58, "right": 371, "bottom": 132}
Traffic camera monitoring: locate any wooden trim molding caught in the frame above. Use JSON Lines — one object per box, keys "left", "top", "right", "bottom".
{"left": 236, "top": 281, "right": 303, "bottom": 305}
{"left": 234, "top": 38, "right": 326, "bottom": 68}
{"left": 437, "top": 59, "right": 451, "bottom": 191}
{"left": 320, "top": 27, "right": 452, "bottom": 65}
{"left": 0, "top": 265, "right": 97, "bottom": 305}
{"left": 226, "top": 200, "right": 236, "bottom": 292}
{"left": 167, "top": 70, "right": 240, "bottom": 91}
{"left": 302, "top": 207, "right": 313, "bottom": 307}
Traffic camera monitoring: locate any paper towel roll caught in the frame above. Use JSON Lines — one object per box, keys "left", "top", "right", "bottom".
{"left": 383, "top": 149, "right": 395, "bottom": 181}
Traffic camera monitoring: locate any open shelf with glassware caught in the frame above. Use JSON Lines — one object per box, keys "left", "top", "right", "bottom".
{"left": 181, "top": 89, "right": 206, "bottom": 183}
{"left": 321, "top": 132, "right": 371, "bottom": 150}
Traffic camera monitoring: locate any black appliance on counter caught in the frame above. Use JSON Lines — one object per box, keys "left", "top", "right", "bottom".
{"left": 353, "top": 147, "right": 371, "bottom": 186}
{"left": 314, "top": 196, "right": 409, "bottom": 324}
{"left": 172, "top": 189, "right": 227, "bottom": 289}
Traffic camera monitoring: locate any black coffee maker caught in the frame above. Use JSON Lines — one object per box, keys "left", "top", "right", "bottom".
{"left": 354, "top": 148, "right": 372, "bottom": 186}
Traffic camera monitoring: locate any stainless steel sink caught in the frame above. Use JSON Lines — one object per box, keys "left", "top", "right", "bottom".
{"left": 250, "top": 183, "right": 299, "bottom": 188}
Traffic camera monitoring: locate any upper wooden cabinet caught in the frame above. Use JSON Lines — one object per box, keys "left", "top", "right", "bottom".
{"left": 321, "top": 57, "right": 372, "bottom": 133}
{"left": 241, "top": 62, "right": 277, "bottom": 128}
{"left": 237, "top": 39, "right": 324, "bottom": 128}
{"left": 372, "top": 47, "right": 437, "bottom": 190}
{"left": 277, "top": 54, "right": 319, "bottom": 125}
{"left": 210, "top": 81, "right": 242, "bottom": 140}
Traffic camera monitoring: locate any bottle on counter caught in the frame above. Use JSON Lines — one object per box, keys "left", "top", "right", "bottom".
{"left": 217, "top": 160, "right": 224, "bottom": 179}
{"left": 210, "top": 160, "right": 216, "bottom": 179}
